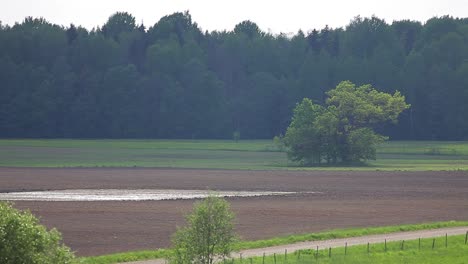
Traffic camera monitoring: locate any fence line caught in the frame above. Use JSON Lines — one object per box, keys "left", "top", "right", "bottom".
{"left": 230, "top": 233, "right": 467, "bottom": 264}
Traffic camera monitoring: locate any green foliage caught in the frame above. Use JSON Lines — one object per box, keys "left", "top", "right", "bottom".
{"left": 282, "top": 98, "right": 327, "bottom": 165}
{"left": 327, "top": 81, "right": 410, "bottom": 126}
{"left": 102, "top": 12, "right": 136, "bottom": 40}
{"left": 0, "top": 202, "right": 75, "bottom": 264}
{"left": 171, "top": 195, "right": 237, "bottom": 264}
{"left": 283, "top": 81, "right": 409, "bottom": 165}
{"left": 1, "top": 13, "right": 468, "bottom": 140}
{"left": 347, "top": 128, "right": 387, "bottom": 161}
{"left": 273, "top": 135, "right": 286, "bottom": 152}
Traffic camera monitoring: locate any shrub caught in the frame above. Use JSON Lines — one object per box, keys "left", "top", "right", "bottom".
{"left": 171, "top": 195, "right": 237, "bottom": 264}
{"left": 0, "top": 201, "right": 75, "bottom": 264}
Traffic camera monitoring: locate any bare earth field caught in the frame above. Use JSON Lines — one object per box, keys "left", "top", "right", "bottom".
{"left": 1, "top": 167, "right": 467, "bottom": 256}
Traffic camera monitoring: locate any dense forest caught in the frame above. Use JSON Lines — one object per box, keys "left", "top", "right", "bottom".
{"left": 1, "top": 12, "right": 467, "bottom": 139}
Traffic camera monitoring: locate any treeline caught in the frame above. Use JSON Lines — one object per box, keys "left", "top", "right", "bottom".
{"left": 1, "top": 12, "right": 468, "bottom": 139}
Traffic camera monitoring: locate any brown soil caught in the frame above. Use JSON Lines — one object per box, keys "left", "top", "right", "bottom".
{"left": 1, "top": 167, "right": 467, "bottom": 256}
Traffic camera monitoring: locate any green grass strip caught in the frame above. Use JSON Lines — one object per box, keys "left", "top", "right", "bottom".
{"left": 232, "top": 220, "right": 468, "bottom": 250}
{"left": 78, "top": 220, "right": 468, "bottom": 264}
{"left": 2, "top": 139, "right": 468, "bottom": 171}
{"left": 252, "top": 234, "right": 468, "bottom": 264}
{"left": 78, "top": 249, "right": 171, "bottom": 264}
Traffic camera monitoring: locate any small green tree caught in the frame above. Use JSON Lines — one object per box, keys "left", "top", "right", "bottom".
{"left": 0, "top": 202, "right": 75, "bottom": 264}
{"left": 283, "top": 81, "right": 409, "bottom": 165}
{"left": 282, "top": 98, "right": 326, "bottom": 165}
{"left": 171, "top": 195, "right": 237, "bottom": 264}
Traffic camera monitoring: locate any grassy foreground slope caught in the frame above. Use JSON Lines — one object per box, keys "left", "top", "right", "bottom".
{"left": 1, "top": 139, "right": 468, "bottom": 170}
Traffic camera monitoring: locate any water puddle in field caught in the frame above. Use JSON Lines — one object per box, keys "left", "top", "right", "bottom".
{"left": 0, "top": 189, "right": 302, "bottom": 201}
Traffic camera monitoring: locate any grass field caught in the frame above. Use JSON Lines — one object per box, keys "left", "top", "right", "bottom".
{"left": 253, "top": 234, "right": 468, "bottom": 264}
{"left": 1, "top": 139, "right": 468, "bottom": 170}
{"left": 78, "top": 221, "right": 468, "bottom": 264}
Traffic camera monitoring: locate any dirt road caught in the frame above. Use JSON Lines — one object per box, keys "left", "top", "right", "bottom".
{"left": 124, "top": 226, "right": 468, "bottom": 264}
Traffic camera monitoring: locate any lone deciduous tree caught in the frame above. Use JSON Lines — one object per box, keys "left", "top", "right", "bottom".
{"left": 171, "top": 195, "right": 237, "bottom": 264}
{"left": 283, "top": 81, "right": 410, "bottom": 165}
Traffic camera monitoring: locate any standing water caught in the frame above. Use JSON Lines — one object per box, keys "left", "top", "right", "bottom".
{"left": 0, "top": 189, "right": 306, "bottom": 201}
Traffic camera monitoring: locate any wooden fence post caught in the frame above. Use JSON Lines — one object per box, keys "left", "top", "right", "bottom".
{"left": 446, "top": 233, "right": 448, "bottom": 248}
{"left": 285, "top": 249, "right": 287, "bottom": 264}
{"left": 250, "top": 258, "right": 253, "bottom": 264}
{"left": 315, "top": 246, "right": 318, "bottom": 260}
{"left": 262, "top": 253, "right": 265, "bottom": 264}
{"left": 367, "top": 242, "right": 370, "bottom": 254}
{"left": 419, "top": 238, "right": 421, "bottom": 250}
{"left": 465, "top": 231, "right": 468, "bottom": 245}
{"left": 345, "top": 242, "right": 347, "bottom": 256}
{"left": 328, "top": 247, "right": 331, "bottom": 258}
{"left": 384, "top": 239, "right": 387, "bottom": 252}
{"left": 432, "top": 238, "right": 436, "bottom": 250}
{"left": 273, "top": 253, "right": 276, "bottom": 264}
{"left": 401, "top": 240, "right": 405, "bottom": 250}
{"left": 240, "top": 253, "right": 243, "bottom": 264}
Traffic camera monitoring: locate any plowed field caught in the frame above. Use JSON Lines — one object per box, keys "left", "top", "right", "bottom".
{"left": 1, "top": 168, "right": 467, "bottom": 256}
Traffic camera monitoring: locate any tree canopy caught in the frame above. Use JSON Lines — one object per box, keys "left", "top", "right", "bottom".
{"left": 0, "top": 13, "right": 467, "bottom": 139}
{"left": 171, "top": 195, "right": 237, "bottom": 264}
{"left": 283, "top": 81, "right": 409, "bottom": 165}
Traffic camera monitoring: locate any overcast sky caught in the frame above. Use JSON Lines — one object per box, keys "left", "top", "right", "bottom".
{"left": 2, "top": 0, "right": 467, "bottom": 33}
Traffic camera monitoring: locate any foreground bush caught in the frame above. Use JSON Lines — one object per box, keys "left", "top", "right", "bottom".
{"left": 0, "top": 201, "right": 75, "bottom": 264}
